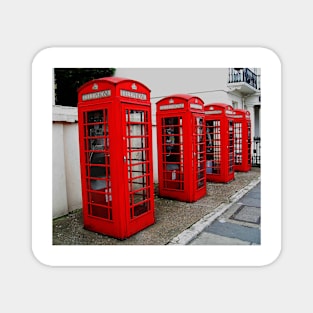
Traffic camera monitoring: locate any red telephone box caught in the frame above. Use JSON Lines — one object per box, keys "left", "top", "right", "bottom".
{"left": 204, "top": 103, "right": 235, "bottom": 183}
{"left": 233, "top": 109, "right": 252, "bottom": 172}
{"left": 77, "top": 77, "right": 155, "bottom": 239}
{"left": 156, "top": 94, "right": 206, "bottom": 202}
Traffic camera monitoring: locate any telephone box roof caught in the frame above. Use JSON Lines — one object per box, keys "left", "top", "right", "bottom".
{"left": 156, "top": 94, "right": 204, "bottom": 103}
{"left": 233, "top": 108, "right": 247, "bottom": 114}
{"left": 204, "top": 103, "right": 231, "bottom": 109}
{"left": 78, "top": 76, "right": 151, "bottom": 92}
{"left": 233, "top": 108, "right": 250, "bottom": 117}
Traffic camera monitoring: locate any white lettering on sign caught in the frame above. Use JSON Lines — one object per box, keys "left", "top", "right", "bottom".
{"left": 159, "top": 103, "right": 184, "bottom": 110}
{"left": 120, "top": 89, "right": 147, "bottom": 100}
{"left": 190, "top": 103, "right": 202, "bottom": 110}
{"left": 233, "top": 115, "right": 243, "bottom": 118}
{"left": 225, "top": 110, "right": 233, "bottom": 115}
{"left": 205, "top": 110, "right": 222, "bottom": 115}
{"left": 82, "top": 89, "right": 111, "bottom": 101}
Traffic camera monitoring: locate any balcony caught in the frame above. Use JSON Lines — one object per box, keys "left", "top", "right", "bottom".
{"left": 228, "top": 68, "right": 260, "bottom": 95}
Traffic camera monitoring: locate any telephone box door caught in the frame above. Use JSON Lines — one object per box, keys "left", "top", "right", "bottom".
{"left": 160, "top": 115, "right": 184, "bottom": 192}
{"left": 247, "top": 119, "right": 252, "bottom": 170}
{"left": 228, "top": 119, "right": 234, "bottom": 175}
{"left": 192, "top": 114, "right": 206, "bottom": 200}
{"left": 234, "top": 118, "right": 243, "bottom": 168}
{"left": 204, "top": 103, "right": 235, "bottom": 183}
{"left": 234, "top": 109, "right": 252, "bottom": 172}
{"left": 122, "top": 105, "right": 154, "bottom": 233}
{"left": 79, "top": 105, "right": 116, "bottom": 232}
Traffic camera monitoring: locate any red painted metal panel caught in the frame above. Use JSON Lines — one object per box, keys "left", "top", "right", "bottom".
{"left": 204, "top": 103, "right": 235, "bottom": 183}
{"left": 78, "top": 77, "right": 154, "bottom": 239}
{"left": 156, "top": 94, "right": 206, "bottom": 202}
{"left": 233, "top": 109, "right": 252, "bottom": 172}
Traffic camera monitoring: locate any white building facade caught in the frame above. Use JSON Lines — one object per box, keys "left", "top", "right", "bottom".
{"left": 52, "top": 68, "right": 261, "bottom": 218}
{"left": 115, "top": 68, "right": 261, "bottom": 138}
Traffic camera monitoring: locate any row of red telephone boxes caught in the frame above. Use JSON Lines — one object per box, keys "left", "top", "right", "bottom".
{"left": 77, "top": 77, "right": 252, "bottom": 239}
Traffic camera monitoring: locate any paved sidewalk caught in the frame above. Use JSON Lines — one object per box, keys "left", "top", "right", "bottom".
{"left": 179, "top": 181, "right": 261, "bottom": 245}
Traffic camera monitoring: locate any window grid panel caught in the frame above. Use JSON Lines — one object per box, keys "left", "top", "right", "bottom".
{"left": 235, "top": 122, "right": 242, "bottom": 165}
{"left": 247, "top": 122, "right": 251, "bottom": 165}
{"left": 194, "top": 117, "right": 205, "bottom": 189}
{"left": 126, "top": 109, "right": 151, "bottom": 219}
{"left": 161, "top": 116, "right": 184, "bottom": 190}
{"left": 206, "top": 120, "right": 221, "bottom": 174}
{"left": 83, "top": 109, "right": 112, "bottom": 220}
{"left": 229, "top": 120, "right": 234, "bottom": 173}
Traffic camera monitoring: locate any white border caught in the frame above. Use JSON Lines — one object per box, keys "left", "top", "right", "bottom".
{"left": 32, "top": 47, "right": 281, "bottom": 267}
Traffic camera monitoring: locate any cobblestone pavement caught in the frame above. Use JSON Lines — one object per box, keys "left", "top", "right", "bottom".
{"left": 53, "top": 168, "right": 260, "bottom": 245}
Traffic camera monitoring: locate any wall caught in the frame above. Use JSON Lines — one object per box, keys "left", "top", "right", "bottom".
{"left": 53, "top": 122, "right": 68, "bottom": 217}
{"left": 63, "top": 123, "right": 82, "bottom": 212}
{"left": 53, "top": 106, "right": 81, "bottom": 218}
{"left": 115, "top": 68, "right": 232, "bottom": 123}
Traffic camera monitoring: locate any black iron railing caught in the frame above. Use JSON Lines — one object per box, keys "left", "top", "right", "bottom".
{"left": 229, "top": 68, "right": 259, "bottom": 90}
{"left": 252, "top": 136, "right": 261, "bottom": 167}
